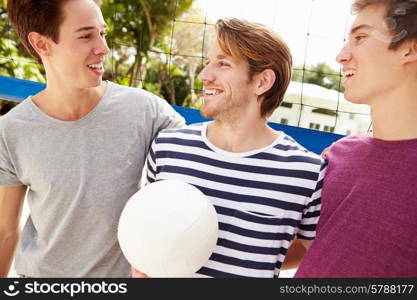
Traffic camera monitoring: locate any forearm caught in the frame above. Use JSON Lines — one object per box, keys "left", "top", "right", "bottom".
{"left": 0, "top": 185, "right": 26, "bottom": 277}
{"left": 281, "top": 238, "right": 308, "bottom": 270}
{"left": 0, "top": 228, "right": 20, "bottom": 277}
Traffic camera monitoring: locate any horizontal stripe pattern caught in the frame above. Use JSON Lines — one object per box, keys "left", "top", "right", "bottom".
{"left": 146, "top": 123, "right": 325, "bottom": 278}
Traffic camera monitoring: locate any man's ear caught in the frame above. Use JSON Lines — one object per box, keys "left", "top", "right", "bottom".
{"left": 27, "top": 32, "right": 51, "bottom": 58}
{"left": 400, "top": 39, "right": 417, "bottom": 65}
{"left": 254, "top": 69, "right": 276, "bottom": 100}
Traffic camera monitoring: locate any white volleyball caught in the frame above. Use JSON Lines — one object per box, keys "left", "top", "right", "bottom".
{"left": 117, "top": 179, "right": 219, "bottom": 277}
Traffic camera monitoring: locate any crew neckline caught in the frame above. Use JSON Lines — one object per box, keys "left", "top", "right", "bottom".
{"left": 200, "top": 121, "right": 285, "bottom": 157}
{"left": 27, "top": 81, "right": 112, "bottom": 126}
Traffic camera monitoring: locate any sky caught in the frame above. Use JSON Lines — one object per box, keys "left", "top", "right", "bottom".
{"left": 187, "top": 0, "right": 372, "bottom": 134}
{"left": 194, "top": 0, "right": 355, "bottom": 70}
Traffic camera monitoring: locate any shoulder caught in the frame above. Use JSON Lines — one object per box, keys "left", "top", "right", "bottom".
{"left": 333, "top": 133, "right": 367, "bottom": 146}
{"left": 158, "top": 123, "right": 203, "bottom": 137}
{"left": 107, "top": 82, "right": 181, "bottom": 120}
{"left": 108, "top": 82, "right": 166, "bottom": 105}
{"left": 0, "top": 99, "right": 32, "bottom": 131}
{"left": 327, "top": 133, "right": 369, "bottom": 156}
{"left": 151, "top": 123, "right": 204, "bottom": 148}
{"left": 0, "top": 101, "right": 32, "bottom": 150}
{"left": 154, "top": 123, "right": 204, "bottom": 141}
{"left": 277, "top": 133, "right": 325, "bottom": 168}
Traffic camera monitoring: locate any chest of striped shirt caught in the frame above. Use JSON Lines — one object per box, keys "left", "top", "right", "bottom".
{"left": 146, "top": 123, "right": 325, "bottom": 278}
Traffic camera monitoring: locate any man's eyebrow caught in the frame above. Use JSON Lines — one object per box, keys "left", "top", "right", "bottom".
{"left": 350, "top": 24, "right": 374, "bottom": 35}
{"left": 216, "top": 54, "right": 230, "bottom": 60}
{"left": 75, "top": 24, "right": 107, "bottom": 33}
{"left": 203, "top": 54, "right": 233, "bottom": 63}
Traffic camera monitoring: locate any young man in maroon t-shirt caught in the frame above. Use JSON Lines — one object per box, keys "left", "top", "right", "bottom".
{"left": 295, "top": 0, "right": 417, "bottom": 277}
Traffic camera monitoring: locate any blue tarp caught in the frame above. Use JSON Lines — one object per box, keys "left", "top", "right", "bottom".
{"left": 0, "top": 75, "right": 343, "bottom": 154}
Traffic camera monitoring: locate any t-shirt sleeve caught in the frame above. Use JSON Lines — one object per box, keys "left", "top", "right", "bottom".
{"left": 296, "top": 160, "right": 327, "bottom": 240}
{"left": 150, "top": 96, "right": 186, "bottom": 141}
{"left": 0, "top": 132, "right": 23, "bottom": 186}
{"left": 145, "top": 138, "right": 158, "bottom": 185}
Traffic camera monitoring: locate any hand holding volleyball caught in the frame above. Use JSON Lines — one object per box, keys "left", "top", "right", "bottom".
{"left": 117, "top": 179, "right": 219, "bottom": 277}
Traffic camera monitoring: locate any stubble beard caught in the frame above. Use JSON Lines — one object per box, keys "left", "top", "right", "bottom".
{"left": 200, "top": 93, "right": 247, "bottom": 123}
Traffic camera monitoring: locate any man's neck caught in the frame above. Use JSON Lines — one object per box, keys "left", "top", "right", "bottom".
{"left": 370, "top": 85, "right": 417, "bottom": 140}
{"left": 31, "top": 81, "right": 107, "bottom": 122}
{"left": 206, "top": 118, "right": 279, "bottom": 153}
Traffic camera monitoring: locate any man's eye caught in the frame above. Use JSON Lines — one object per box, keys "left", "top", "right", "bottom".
{"left": 355, "top": 35, "right": 367, "bottom": 41}
{"left": 218, "top": 61, "right": 229, "bottom": 67}
{"left": 79, "top": 35, "right": 90, "bottom": 39}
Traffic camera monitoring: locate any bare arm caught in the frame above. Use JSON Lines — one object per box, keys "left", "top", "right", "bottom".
{"left": 131, "top": 266, "right": 148, "bottom": 278}
{"left": 0, "top": 185, "right": 26, "bottom": 277}
{"left": 281, "top": 238, "right": 312, "bottom": 270}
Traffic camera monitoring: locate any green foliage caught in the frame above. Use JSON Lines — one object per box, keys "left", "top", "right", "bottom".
{"left": 292, "top": 63, "right": 344, "bottom": 93}
{"left": 145, "top": 58, "right": 190, "bottom": 107}
{"left": 0, "top": 2, "right": 45, "bottom": 81}
{"left": 143, "top": 82, "right": 163, "bottom": 98}
{"left": 0, "top": 0, "right": 207, "bottom": 109}
{"left": 101, "top": 0, "right": 194, "bottom": 87}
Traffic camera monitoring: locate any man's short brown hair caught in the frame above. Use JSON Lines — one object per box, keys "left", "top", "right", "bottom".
{"left": 352, "top": 0, "right": 417, "bottom": 50}
{"left": 215, "top": 18, "right": 293, "bottom": 118}
{"left": 7, "top": 0, "right": 102, "bottom": 64}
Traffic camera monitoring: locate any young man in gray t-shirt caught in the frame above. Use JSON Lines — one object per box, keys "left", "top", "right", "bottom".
{"left": 0, "top": 0, "right": 184, "bottom": 277}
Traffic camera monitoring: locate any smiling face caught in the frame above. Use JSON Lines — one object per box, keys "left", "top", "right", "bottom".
{"left": 198, "top": 43, "right": 258, "bottom": 121}
{"left": 337, "top": 4, "right": 407, "bottom": 105}
{"left": 44, "top": 0, "right": 109, "bottom": 89}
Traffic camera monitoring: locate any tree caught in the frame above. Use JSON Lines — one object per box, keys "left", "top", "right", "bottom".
{"left": 0, "top": 2, "right": 45, "bottom": 81}
{"left": 292, "top": 63, "right": 344, "bottom": 93}
{"left": 101, "top": 0, "right": 194, "bottom": 87}
{"left": 144, "top": 5, "right": 215, "bottom": 107}
{"left": 169, "top": 6, "right": 215, "bottom": 107}
{"left": 0, "top": 0, "right": 200, "bottom": 109}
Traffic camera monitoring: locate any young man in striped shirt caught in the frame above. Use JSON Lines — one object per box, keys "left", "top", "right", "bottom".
{"left": 134, "top": 18, "right": 326, "bottom": 278}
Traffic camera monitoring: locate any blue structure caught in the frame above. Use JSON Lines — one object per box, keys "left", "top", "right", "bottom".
{"left": 0, "top": 75, "right": 46, "bottom": 102}
{"left": 0, "top": 75, "right": 343, "bottom": 154}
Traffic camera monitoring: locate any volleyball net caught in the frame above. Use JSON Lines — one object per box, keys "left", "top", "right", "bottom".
{"left": 0, "top": 0, "right": 370, "bottom": 154}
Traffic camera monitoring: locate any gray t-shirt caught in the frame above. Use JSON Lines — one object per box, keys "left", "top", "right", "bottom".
{"left": 0, "top": 82, "right": 185, "bottom": 277}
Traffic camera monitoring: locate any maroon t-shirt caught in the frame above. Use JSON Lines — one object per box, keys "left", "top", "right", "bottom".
{"left": 295, "top": 134, "right": 417, "bottom": 277}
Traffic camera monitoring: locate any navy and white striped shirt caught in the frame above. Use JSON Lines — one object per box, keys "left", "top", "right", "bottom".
{"left": 146, "top": 122, "right": 326, "bottom": 278}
